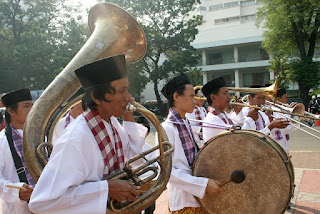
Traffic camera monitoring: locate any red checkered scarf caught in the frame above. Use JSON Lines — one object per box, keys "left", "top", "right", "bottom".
{"left": 255, "top": 112, "right": 266, "bottom": 131}
{"left": 194, "top": 106, "right": 203, "bottom": 140}
{"left": 207, "top": 106, "right": 234, "bottom": 125}
{"left": 168, "top": 108, "right": 199, "bottom": 166}
{"left": 65, "top": 111, "right": 71, "bottom": 128}
{"left": 84, "top": 109, "right": 124, "bottom": 178}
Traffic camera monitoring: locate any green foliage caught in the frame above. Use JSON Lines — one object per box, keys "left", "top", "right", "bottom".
{"left": 257, "top": 0, "right": 320, "bottom": 106}
{"left": 104, "top": 0, "right": 202, "bottom": 115}
{"left": 186, "top": 67, "right": 203, "bottom": 86}
{"left": 287, "top": 59, "right": 320, "bottom": 89}
{"left": 267, "top": 56, "right": 290, "bottom": 88}
{"left": 0, "top": 0, "right": 89, "bottom": 92}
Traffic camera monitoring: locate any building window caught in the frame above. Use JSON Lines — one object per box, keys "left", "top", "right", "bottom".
{"left": 215, "top": 16, "right": 240, "bottom": 24}
{"left": 240, "top": 14, "right": 256, "bottom": 21}
{"left": 197, "top": 6, "right": 206, "bottom": 11}
{"left": 260, "top": 48, "right": 269, "bottom": 60}
{"left": 207, "top": 53, "right": 222, "bottom": 65}
{"left": 241, "top": 0, "right": 256, "bottom": 7}
{"left": 209, "top": 4, "right": 223, "bottom": 11}
{"left": 224, "top": 1, "right": 239, "bottom": 8}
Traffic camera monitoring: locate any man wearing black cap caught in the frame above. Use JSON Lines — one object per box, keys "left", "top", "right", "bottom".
{"left": 241, "top": 86, "right": 290, "bottom": 135}
{"left": 202, "top": 77, "right": 242, "bottom": 142}
{"left": 29, "top": 55, "right": 148, "bottom": 213}
{"left": 268, "top": 88, "right": 299, "bottom": 152}
{"left": 0, "top": 89, "right": 34, "bottom": 214}
{"left": 161, "top": 74, "right": 225, "bottom": 214}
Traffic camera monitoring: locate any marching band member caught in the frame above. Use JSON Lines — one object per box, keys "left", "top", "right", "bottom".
{"left": 268, "top": 88, "right": 299, "bottom": 152}
{"left": 52, "top": 88, "right": 85, "bottom": 144}
{"left": 29, "top": 55, "right": 148, "bottom": 214}
{"left": 185, "top": 88, "right": 207, "bottom": 148}
{"left": 202, "top": 77, "right": 242, "bottom": 142}
{"left": 241, "top": 85, "right": 290, "bottom": 134}
{"left": 161, "top": 74, "right": 225, "bottom": 214}
{"left": 0, "top": 89, "right": 34, "bottom": 214}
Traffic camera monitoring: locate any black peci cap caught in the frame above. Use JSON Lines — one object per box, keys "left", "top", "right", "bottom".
{"left": 2, "top": 88, "right": 32, "bottom": 107}
{"left": 277, "top": 88, "right": 286, "bottom": 97}
{"left": 201, "top": 77, "right": 226, "bottom": 98}
{"left": 74, "top": 55, "right": 127, "bottom": 90}
{"left": 161, "top": 74, "right": 192, "bottom": 99}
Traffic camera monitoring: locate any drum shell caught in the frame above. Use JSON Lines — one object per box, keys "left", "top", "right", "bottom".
{"left": 193, "top": 130, "right": 294, "bottom": 214}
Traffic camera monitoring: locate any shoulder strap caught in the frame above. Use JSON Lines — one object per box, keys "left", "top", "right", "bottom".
{"left": 5, "top": 124, "right": 28, "bottom": 183}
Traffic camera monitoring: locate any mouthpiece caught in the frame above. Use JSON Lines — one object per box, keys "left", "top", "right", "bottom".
{"left": 126, "top": 104, "right": 137, "bottom": 111}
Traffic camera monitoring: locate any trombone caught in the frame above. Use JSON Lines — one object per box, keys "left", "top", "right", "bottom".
{"left": 194, "top": 83, "right": 320, "bottom": 140}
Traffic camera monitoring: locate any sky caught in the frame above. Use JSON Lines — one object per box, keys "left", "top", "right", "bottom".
{"left": 66, "top": 0, "right": 101, "bottom": 20}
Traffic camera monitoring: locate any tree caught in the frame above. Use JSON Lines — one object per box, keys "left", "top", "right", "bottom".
{"left": 104, "top": 0, "right": 202, "bottom": 115}
{"left": 257, "top": 0, "right": 320, "bottom": 106}
{"left": 0, "top": 0, "right": 89, "bottom": 92}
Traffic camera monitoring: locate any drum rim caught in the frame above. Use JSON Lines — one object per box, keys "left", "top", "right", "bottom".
{"left": 192, "top": 130, "right": 294, "bottom": 214}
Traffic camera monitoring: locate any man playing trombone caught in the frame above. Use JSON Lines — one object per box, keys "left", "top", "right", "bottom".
{"left": 241, "top": 85, "right": 290, "bottom": 136}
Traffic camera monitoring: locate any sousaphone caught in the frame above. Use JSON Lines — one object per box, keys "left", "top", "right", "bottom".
{"left": 23, "top": 3, "right": 173, "bottom": 213}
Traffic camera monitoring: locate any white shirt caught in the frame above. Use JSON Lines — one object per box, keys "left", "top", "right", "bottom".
{"left": 162, "top": 118, "right": 208, "bottom": 212}
{"left": 185, "top": 106, "right": 206, "bottom": 148}
{"left": 202, "top": 111, "right": 232, "bottom": 142}
{"left": 29, "top": 114, "right": 147, "bottom": 214}
{"left": 269, "top": 112, "right": 298, "bottom": 152}
{"left": 0, "top": 128, "right": 32, "bottom": 214}
{"left": 241, "top": 107, "right": 271, "bottom": 135}
{"left": 52, "top": 114, "right": 74, "bottom": 144}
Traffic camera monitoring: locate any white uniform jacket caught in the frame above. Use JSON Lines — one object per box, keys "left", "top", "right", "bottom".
{"left": 162, "top": 118, "right": 208, "bottom": 212}
{"left": 202, "top": 111, "right": 233, "bottom": 143}
{"left": 241, "top": 107, "right": 271, "bottom": 135}
{"left": 185, "top": 106, "right": 206, "bottom": 148}
{"left": 52, "top": 115, "right": 74, "bottom": 144}
{"left": 269, "top": 112, "right": 298, "bottom": 152}
{"left": 29, "top": 115, "right": 147, "bottom": 214}
{"left": 0, "top": 129, "right": 32, "bottom": 214}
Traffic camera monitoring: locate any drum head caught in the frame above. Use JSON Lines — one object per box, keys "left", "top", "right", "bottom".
{"left": 193, "top": 130, "right": 293, "bottom": 214}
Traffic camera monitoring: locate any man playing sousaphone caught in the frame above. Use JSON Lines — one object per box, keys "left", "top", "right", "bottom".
{"left": 161, "top": 74, "right": 225, "bottom": 214}
{"left": 29, "top": 55, "right": 148, "bottom": 213}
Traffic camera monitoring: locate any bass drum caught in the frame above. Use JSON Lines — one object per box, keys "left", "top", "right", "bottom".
{"left": 193, "top": 130, "right": 294, "bottom": 214}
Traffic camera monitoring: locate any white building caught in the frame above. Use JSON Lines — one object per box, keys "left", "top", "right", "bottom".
{"left": 191, "top": 0, "right": 271, "bottom": 88}
{"left": 140, "top": 0, "right": 319, "bottom": 102}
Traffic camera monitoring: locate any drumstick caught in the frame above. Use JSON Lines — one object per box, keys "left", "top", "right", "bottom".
{"left": 6, "top": 185, "right": 27, "bottom": 190}
{"left": 219, "top": 170, "right": 246, "bottom": 187}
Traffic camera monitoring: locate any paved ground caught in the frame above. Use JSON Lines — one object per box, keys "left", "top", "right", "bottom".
{"left": 1, "top": 126, "right": 319, "bottom": 213}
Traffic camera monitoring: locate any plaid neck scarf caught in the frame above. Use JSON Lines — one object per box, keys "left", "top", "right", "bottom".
{"left": 84, "top": 109, "right": 124, "bottom": 178}
{"left": 207, "top": 106, "right": 234, "bottom": 125}
{"left": 168, "top": 108, "right": 199, "bottom": 166}
{"left": 255, "top": 112, "right": 266, "bottom": 130}
{"left": 65, "top": 111, "right": 71, "bottom": 128}
{"left": 194, "top": 106, "right": 203, "bottom": 140}
{"left": 11, "top": 125, "right": 36, "bottom": 186}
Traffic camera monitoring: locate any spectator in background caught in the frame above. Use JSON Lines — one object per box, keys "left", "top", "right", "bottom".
{"left": 308, "top": 95, "right": 319, "bottom": 114}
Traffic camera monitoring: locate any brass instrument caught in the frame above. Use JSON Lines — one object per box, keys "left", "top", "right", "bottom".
{"left": 23, "top": 3, "right": 173, "bottom": 214}
{"left": 193, "top": 83, "right": 277, "bottom": 100}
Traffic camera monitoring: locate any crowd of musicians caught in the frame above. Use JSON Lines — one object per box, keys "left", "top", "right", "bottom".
{"left": 0, "top": 54, "right": 300, "bottom": 214}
